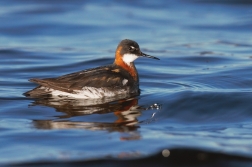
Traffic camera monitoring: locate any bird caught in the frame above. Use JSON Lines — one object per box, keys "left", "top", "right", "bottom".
{"left": 24, "top": 39, "right": 159, "bottom": 99}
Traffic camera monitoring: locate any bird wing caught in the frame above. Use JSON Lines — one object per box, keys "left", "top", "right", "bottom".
{"left": 29, "top": 65, "right": 131, "bottom": 93}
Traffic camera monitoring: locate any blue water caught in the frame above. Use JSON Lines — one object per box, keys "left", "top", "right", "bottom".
{"left": 1, "top": 0, "right": 252, "bottom": 166}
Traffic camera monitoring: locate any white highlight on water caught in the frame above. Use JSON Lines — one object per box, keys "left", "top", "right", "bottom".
{"left": 162, "top": 149, "right": 170, "bottom": 157}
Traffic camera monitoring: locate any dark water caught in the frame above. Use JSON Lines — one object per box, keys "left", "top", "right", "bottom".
{"left": 1, "top": 0, "right": 252, "bottom": 166}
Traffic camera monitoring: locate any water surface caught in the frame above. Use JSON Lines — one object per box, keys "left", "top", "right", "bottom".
{"left": 1, "top": 0, "right": 252, "bottom": 166}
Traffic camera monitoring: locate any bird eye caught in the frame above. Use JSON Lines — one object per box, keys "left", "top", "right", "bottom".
{"left": 129, "top": 46, "right": 135, "bottom": 51}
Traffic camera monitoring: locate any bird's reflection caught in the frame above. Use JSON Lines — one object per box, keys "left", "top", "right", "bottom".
{"left": 30, "top": 95, "right": 161, "bottom": 140}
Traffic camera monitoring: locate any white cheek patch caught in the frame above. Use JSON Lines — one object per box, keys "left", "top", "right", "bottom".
{"left": 122, "top": 79, "right": 128, "bottom": 86}
{"left": 122, "top": 54, "right": 138, "bottom": 66}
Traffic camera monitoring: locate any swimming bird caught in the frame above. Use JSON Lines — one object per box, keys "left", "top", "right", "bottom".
{"left": 24, "top": 39, "right": 159, "bottom": 99}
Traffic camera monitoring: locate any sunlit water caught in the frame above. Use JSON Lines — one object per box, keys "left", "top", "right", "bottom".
{"left": 1, "top": 0, "right": 252, "bottom": 166}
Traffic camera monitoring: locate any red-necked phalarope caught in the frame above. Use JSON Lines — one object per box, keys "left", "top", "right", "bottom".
{"left": 24, "top": 39, "right": 160, "bottom": 99}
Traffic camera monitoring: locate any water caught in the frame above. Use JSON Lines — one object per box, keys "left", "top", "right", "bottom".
{"left": 1, "top": 0, "right": 252, "bottom": 166}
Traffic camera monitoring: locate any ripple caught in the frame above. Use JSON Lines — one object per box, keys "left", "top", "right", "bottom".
{"left": 1, "top": 0, "right": 252, "bottom": 164}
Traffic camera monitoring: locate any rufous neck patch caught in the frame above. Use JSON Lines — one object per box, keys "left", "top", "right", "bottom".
{"left": 114, "top": 46, "right": 138, "bottom": 81}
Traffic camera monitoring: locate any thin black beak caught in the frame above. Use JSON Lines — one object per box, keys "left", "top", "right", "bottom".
{"left": 140, "top": 52, "right": 160, "bottom": 60}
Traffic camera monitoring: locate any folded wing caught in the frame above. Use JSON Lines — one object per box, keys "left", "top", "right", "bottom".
{"left": 28, "top": 65, "right": 131, "bottom": 94}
